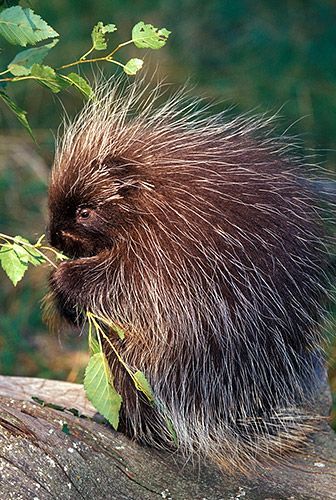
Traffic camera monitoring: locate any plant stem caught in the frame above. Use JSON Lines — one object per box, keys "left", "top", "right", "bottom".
{"left": 87, "top": 312, "right": 134, "bottom": 380}
{"left": 107, "top": 39, "right": 134, "bottom": 58}
{"left": 107, "top": 60, "right": 125, "bottom": 69}
{"left": 57, "top": 55, "right": 113, "bottom": 70}
{"left": 0, "top": 76, "right": 16, "bottom": 83}
{"left": 57, "top": 39, "right": 133, "bottom": 71}
{"left": 80, "top": 46, "right": 95, "bottom": 61}
{"left": 0, "top": 75, "right": 42, "bottom": 83}
{"left": 39, "top": 245, "right": 68, "bottom": 260}
{"left": 0, "top": 39, "right": 134, "bottom": 82}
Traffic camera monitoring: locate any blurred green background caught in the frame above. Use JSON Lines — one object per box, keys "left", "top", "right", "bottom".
{"left": 0, "top": 0, "right": 335, "bottom": 414}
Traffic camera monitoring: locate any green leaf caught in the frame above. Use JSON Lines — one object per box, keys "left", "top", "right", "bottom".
{"left": 61, "top": 72, "right": 94, "bottom": 100}
{"left": 165, "top": 417, "right": 178, "bottom": 446}
{"left": 133, "top": 370, "right": 155, "bottom": 403}
{"left": 30, "top": 64, "right": 68, "bottom": 93}
{"left": 84, "top": 352, "right": 122, "bottom": 430}
{"left": 12, "top": 236, "right": 29, "bottom": 245}
{"left": 8, "top": 39, "right": 58, "bottom": 76}
{"left": 89, "top": 336, "right": 100, "bottom": 355}
{"left": 88, "top": 313, "right": 126, "bottom": 340}
{"left": 132, "top": 22, "right": 170, "bottom": 50}
{"left": 14, "top": 236, "right": 46, "bottom": 265}
{"left": 12, "top": 241, "right": 29, "bottom": 263}
{"left": 0, "top": 236, "right": 47, "bottom": 285}
{"left": 0, "top": 243, "right": 28, "bottom": 285}
{"left": 123, "top": 58, "right": 143, "bottom": 76}
{"left": 0, "top": 6, "right": 59, "bottom": 47}
{"left": 0, "top": 91, "right": 33, "bottom": 138}
{"left": 111, "top": 323, "right": 125, "bottom": 340}
{"left": 91, "top": 21, "right": 117, "bottom": 51}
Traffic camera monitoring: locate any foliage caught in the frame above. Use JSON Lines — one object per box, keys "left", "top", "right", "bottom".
{"left": 0, "top": 5, "right": 170, "bottom": 136}
{"left": 86, "top": 312, "right": 155, "bottom": 428}
{"left": 84, "top": 352, "right": 122, "bottom": 430}
{"left": 0, "top": 89, "right": 32, "bottom": 136}
{"left": 0, "top": 232, "right": 156, "bottom": 428}
{"left": 0, "top": 5, "right": 58, "bottom": 46}
{"left": 0, "top": 3, "right": 170, "bottom": 429}
{"left": 0, "top": 233, "right": 66, "bottom": 285}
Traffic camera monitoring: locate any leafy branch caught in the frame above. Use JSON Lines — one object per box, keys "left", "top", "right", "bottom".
{"left": 0, "top": 232, "right": 155, "bottom": 429}
{"left": 0, "top": 4, "right": 172, "bottom": 436}
{"left": 0, "top": 232, "right": 67, "bottom": 284}
{"left": 85, "top": 311, "right": 155, "bottom": 430}
{"left": 0, "top": 6, "right": 171, "bottom": 136}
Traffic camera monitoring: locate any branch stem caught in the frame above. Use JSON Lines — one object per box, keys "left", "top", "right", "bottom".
{"left": 80, "top": 46, "right": 95, "bottom": 61}
{"left": 87, "top": 312, "right": 134, "bottom": 380}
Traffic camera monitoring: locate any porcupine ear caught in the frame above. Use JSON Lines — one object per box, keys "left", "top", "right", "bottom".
{"left": 99, "top": 155, "right": 129, "bottom": 172}
{"left": 101, "top": 154, "right": 154, "bottom": 192}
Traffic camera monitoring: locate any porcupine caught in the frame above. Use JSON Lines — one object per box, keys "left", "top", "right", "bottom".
{"left": 47, "top": 79, "right": 329, "bottom": 474}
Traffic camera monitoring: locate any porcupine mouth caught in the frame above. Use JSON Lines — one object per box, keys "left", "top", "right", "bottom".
{"left": 58, "top": 230, "right": 108, "bottom": 260}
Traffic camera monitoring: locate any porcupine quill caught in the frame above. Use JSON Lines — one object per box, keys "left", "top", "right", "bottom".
{"left": 46, "top": 77, "right": 332, "bottom": 474}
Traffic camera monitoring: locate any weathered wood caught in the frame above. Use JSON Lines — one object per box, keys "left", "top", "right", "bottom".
{"left": 0, "top": 376, "right": 335, "bottom": 500}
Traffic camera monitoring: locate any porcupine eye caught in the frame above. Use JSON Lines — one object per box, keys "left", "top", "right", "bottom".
{"left": 76, "top": 207, "right": 93, "bottom": 222}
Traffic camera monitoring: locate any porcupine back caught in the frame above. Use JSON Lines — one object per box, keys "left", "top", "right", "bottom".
{"left": 48, "top": 79, "right": 329, "bottom": 473}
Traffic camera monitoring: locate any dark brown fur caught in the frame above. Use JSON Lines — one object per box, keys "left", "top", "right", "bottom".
{"left": 47, "top": 81, "right": 329, "bottom": 473}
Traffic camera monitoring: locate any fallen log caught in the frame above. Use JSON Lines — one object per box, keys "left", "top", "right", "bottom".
{"left": 0, "top": 375, "right": 335, "bottom": 500}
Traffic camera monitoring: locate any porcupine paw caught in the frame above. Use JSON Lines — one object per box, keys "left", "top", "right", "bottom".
{"left": 49, "top": 261, "right": 85, "bottom": 326}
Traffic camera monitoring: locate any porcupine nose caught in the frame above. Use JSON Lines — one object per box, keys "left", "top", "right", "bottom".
{"left": 46, "top": 221, "right": 63, "bottom": 250}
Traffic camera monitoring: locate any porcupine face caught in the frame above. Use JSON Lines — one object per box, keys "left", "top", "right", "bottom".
{"left": 48, "top": 157, "right": 146, "bottom": 259}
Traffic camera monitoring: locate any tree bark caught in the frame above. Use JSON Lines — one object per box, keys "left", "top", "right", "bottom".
{"left": 0, "top": 375, "right": 335, "bottom": 500}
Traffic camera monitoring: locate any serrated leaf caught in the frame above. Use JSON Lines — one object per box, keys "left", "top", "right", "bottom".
{"left": 123, "top": 58, "right": 143, "bottom": 76}
{"left": 12, "top": 236, "right": 46, "bottom": 266}
{"left": 12, "top": 240, "right": 29, "bottom": 263}
{"left": 133, "top": 370, "right": 155, "bottom": 403}
{"left": 0, "top": 243, "right": 28, "bottom": 285}
{"left": 84, "top": 352, "right": 122, "bottom": 430}
{"left": 8, "top": 39, "right": 58, "bottom": 76}
{"left": 30, "top": 64, "right": 68, "bottom": 93}
{"left": 91, "top": 21, "right": 117, "bottom": 51}
{"left": 0, "top": 91, "right": 33, "bottom": 138}
{"left": 61, "top": 73, "right": 94, "bottom": 100}
{"left": 132, "top": 22, "right": 170, "bottom": 50}
{"left": 0, "top": 6, "right": 59, "bottom": 47}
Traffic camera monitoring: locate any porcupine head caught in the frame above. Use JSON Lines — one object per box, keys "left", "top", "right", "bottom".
{"left": 47, "top": 79, "right": 328, "bottom": 474}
